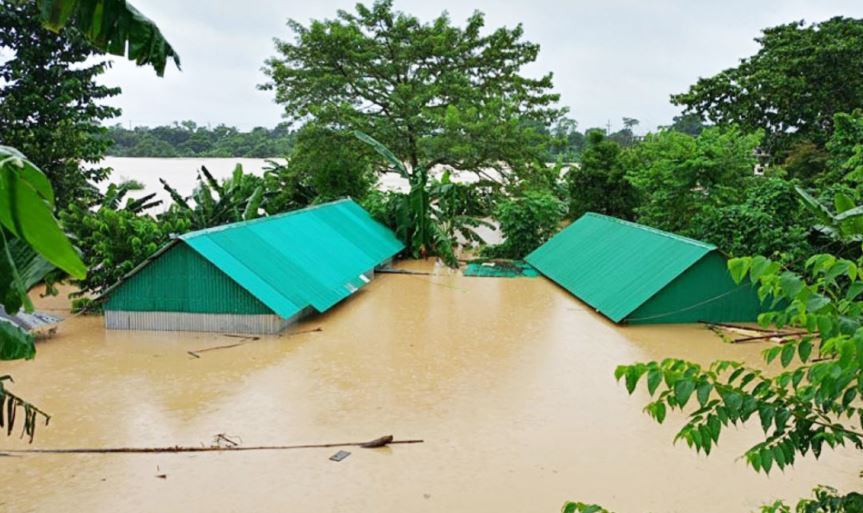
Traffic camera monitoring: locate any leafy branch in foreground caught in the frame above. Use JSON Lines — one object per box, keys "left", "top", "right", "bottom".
{"left": 0, "top": 146, "right": 86, "bottom": 440}
{"left": 0, "top": 375, "right": 50, "bottom": 443}
{"left": 572, "top": 251, "right": 863, "bottom": 511}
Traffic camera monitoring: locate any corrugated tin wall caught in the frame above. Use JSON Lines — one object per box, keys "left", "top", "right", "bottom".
{"left": 105, "top": 243, "right": 272, "bottom": 315}
{"left": 624, "top": 252, "right": 763, "bottom": 324}
{"left": 105, "top": 311, "right": 301, "bottom": 334}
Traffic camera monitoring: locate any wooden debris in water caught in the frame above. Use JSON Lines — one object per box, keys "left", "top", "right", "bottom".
{"left": 0, "top": 436, "right": 423, "bottom": 456}
{"left": 359, "top": 434, "right": 393, "bottom": 448}
{"left": 701, "top": 321, "right": 809, "bottom": 344}
{"left": 187, "top": 327, "right": 324, "bottom": 357}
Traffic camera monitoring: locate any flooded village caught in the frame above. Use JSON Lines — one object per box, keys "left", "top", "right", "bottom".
{"left": 3, "top": 1, "right": 863, "bottom": 512}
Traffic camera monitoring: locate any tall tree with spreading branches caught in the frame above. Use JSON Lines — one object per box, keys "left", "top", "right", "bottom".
{"left": 0, "top": 1, "right": 120, "bottom": 208}
{"left": 671, "top": 17, "right": 863, "bottom": 160}
{"left": 260, "top": 0, "right": 562, "bottom": 260}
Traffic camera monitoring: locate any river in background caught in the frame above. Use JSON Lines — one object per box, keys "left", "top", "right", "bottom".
{"left": 98, "top": 156, "right": 501, "bottom": 245}
{"left": 99, "top": 157, "right": 435, "bottom": 208}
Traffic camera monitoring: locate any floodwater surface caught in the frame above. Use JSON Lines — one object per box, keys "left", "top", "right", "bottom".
{"left": 2, "top": 261, "right": 859, "bottom": 512}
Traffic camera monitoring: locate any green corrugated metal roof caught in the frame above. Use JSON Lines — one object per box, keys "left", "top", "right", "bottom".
{"left": 525, "top": 213, "right": 715, "bottom": 322}
{"left": 106, "top": 199, "right": 403, "bottom": 320}
{"left": 181, "top": 199, "right": 403, "bottom": 318}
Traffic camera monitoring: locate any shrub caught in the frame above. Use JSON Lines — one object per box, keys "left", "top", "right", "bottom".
{"left": 483, "top": 190, "right": 565, "bottom": 259}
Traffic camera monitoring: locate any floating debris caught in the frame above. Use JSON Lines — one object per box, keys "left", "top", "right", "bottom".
{"left": 0, "top": 306, "right": 62, "bottom": 339}
{"left": 329, "top": 450, "right": 350, "bottom": 462}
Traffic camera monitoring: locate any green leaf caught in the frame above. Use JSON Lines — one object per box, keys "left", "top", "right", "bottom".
{"left": 624, "top": 365, "right": 646, "bottom": 394}
{"left": 36, "top": 0, "right": 181, "bottom": 76}
{"left": 707, "top": 414, "right": 721, "bottom": 441}
{"left": 765, "top": 346, "right": 783, "bottom": 365}
{"left": 0, "top": 321, "right": 36, "bottom": 361}
{"left": 723, "top": 391, "right": 743, "bottom": 413}
{"left": 696, "top": 382, "right": 713, "bottom": 407}
{"left": 845, "top": 282, "right": 863, "bottom": 301}
{"left": 646, "top": 401, "right": 667, "bottom": 423}
{"left": 758, "top": 405, "right": 775, "bottom": 433}
{"left": 646, "top": 368, "right": 662, "bottom": 396}
{"left": 728, "top": 257, "right": 751, "bottom": 284}
{"left": 760, "top": 446, "right": 773, "bottom": 474}
{"left": 796, "top": 186, "right": 835, "bottom": 225}
{"left": 780, "top": 343, "right": 795, "bottom": 367}
{"left": 749, "top": 256, "right": 771, "bottom": 282}
{"left": 775, "top": 408, "right": 791, "bottom": 432}
{"left": 798, "top": 339, "right": 813, "bottom": 362}
{"left": 0, "top": 156, "right": 86, "bottom": 278}
{"left": 779, "top": 272, "right": 805, "bottom": 299}
{"left": 792, "top": 368, "right": 806, "bottom": 389}
{"left": 773, "top": 445, "right": 786, "bottom": 469}
{"left": 354, "top": 131, "right": 409, "bottom": 178}
{"left": 674, "top": 379, "right": 696, "bottom": 407}
{"left": 805, "top": 294, "right": 830, "bottom": 313}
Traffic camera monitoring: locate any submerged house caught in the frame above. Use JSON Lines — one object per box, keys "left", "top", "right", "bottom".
{"left": 101, "top": 199, "right": 403, "bottom": 334}
{"left": 525, "top": 213, "right": 762, "bottom": 324}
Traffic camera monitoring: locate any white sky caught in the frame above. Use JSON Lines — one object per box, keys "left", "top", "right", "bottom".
{"left": 99, "top": 0, "right": 863, "bottom": 133}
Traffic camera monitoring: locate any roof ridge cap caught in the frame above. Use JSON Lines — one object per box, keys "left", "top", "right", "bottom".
{"left": 180, "top": 197, "right": 354, "bottom": 240}
{"left": 581, "top": 212, "right": 716, "bottom": 250}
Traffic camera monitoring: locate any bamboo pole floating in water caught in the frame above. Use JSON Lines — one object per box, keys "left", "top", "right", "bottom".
{"left": 1, "top": 436, "right": 422, "bottom": 455}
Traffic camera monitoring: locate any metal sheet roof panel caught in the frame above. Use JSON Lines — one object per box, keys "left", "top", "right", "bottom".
{"left": 179, "top": 198, "right": 403, "bottom": 317}
{"left": 525, "top": 213, "right": 714, "bottom": 322}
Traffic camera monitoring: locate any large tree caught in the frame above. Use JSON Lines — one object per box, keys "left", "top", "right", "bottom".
{"left": 567, "top": 129, "right": 637, "bottom": 220}
{"left": 260, "top": 0, "right": 562, "bottom": 181}
{"left": 671, "top": 17, "right": 863, "bottom": 159}
{"left": 623, "top": 126, "right": 762, "bottom": 235}
{"left": 0, "top": 1, "right": 120, "bottom": 208}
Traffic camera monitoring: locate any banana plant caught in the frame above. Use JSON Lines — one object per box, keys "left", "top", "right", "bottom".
{"left": 160, "top": 164, "right": 265, "bottom": 230}
{"left": 36, "top": 0, "right": 180, "bottom": 76}
{"left": 355, "top": 131, "right": 491, "bottom": 267}
{"left": 103, "top": 179, "right": 162, "bottom": 213}
{"left": 796, "top": 186, "right": 863, "bottom": 243}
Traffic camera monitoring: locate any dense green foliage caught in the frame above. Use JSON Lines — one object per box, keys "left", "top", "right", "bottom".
{"left": 0, "top": 0, "right": 177, "bottom": 441}
{"left": 262, "top": 0, "right": 563, "bottom": 262}
{"left": 0, "top": 0, "right": 119, "bottom": 208}
{"left": 672, "top": 17, "right": 863, "bottom": 158}
{"left": 567, "top": 130, "right": 637, "bottom": 219}
{"left": 692, "top": 177, "right": 814, "bottom": 262}
{"left": 624, "top": 126, "right": 762, "bottom": 235}
{"left": 105, "top": 122, "right": 296, "bottom": 158}
{"left": 262, "top": 0, "right": 561, "bottom": 175}
{"left": 269, "top": 123, "right": 374, "bottom": 205}
{"left": 61, "top": 199, "right": 187, "bottom": 303}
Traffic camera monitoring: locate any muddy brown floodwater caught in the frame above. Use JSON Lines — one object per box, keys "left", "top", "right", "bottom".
{"left": 1, "top": 260, "right": 859, "bottom": 512}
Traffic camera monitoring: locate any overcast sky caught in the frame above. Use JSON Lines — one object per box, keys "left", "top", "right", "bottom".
{"left": 100, "top": 0, "right": 863, "bottom": 134}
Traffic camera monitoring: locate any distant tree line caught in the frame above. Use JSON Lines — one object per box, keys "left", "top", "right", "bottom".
{"left": 104, "top": 116, "right": 655, "bottom": 162}
{"left": 104, "top": 121, "right": 297, "bottom": 158}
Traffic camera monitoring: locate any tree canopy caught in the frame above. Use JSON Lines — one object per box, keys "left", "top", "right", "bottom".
{"left": 0, "top": 0, "right": 120, "bottom": 208}
{"left": 260, "top": 0, "right": 562, "bottom": 178}
{"left": 672, "top": 17, "right": 863, "bottom": 159}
